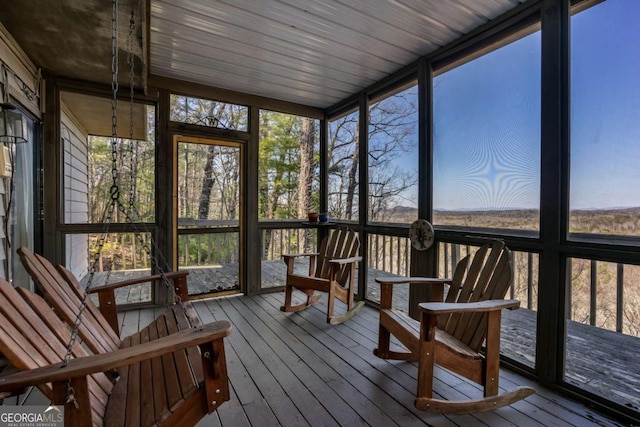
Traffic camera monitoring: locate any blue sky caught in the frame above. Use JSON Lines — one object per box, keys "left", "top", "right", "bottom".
{"left": 433, "top": 32, "right": 541, "bottom": 211}
{"left": 570, "top": 0, "right": 640, "bottom": 209}
{"left": 426, "top": 0, "right": 640, "bottom": 211}
{"left": 378, "top": 39, "right": 541, "bottom": 212}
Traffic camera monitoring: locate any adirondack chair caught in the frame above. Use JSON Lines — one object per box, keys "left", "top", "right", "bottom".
{"left": 17, "top": 247, "right": 197, "bottom": 354}
{"left": 280, "top": 227, "right": 364, "bottom": 324}
{"left": 374, "top": 240, "right": 535, "bottom": 413}
{"left": 0, "top": 278, "right": 231, "bottom": 426}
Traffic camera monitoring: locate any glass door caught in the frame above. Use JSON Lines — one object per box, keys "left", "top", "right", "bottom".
{"left": 174, "top": 135, "right": 243, "bottom": 297}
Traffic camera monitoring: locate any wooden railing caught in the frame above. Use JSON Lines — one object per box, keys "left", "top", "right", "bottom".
{"left": 437, "top": 244, "right": 639, "bottom": 337}
{"left": 366, "top": 234, "right": 411, "bottom": 277}
{"left": 261, "top": 228, "right": 318, "bottom": 261}
{"left": 87, "top": 232, "right": 153, "bottom": 272}
{"left": 178, "top": 232, "right": 239, "bottom": 266}
{"left": 89, "top": 226, "right": 638, "bottom": 338}
{"left": 568, "top": 258, "right": 639, "bottom": 336}
{"left": 365, "top": 239, "right": 538, "bottom": 313}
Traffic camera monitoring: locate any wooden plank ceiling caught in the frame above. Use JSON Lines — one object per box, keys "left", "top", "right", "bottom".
{"left": 150, "top": 0, "right": 526, "bottom": 109}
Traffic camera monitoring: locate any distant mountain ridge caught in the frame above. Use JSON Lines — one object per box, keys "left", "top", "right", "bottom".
{"left": 386, "top": 205, "right": 640, "bottom": 216}
{"left": 389, "top": 205, "right": 418, "bottom": 217}
{"left": 382, "top": 206, "right": 640, "bottom": 235}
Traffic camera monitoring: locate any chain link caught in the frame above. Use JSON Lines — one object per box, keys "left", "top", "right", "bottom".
{"left": 63, "top": 2, "right": 197, "bottom": 383}
{"left": 63, "top": 0, "right": 121, "bottom": 370}
{"left": 66, "top": 383, "right": 80, "bottom": 409}
{"left": 65, "top": 2, "right": 196, "bottom": 375}
{"left": 116, "top": 6, "right": 192, "bottom": 321}
{"left": 127, "top": 9, "right": 138, "bottom": 222}
{"left": 110, "top": 0, "right": 120, "bottom": 197}
{"left": 114, "top": 199, "right": 189, "bottom": 311}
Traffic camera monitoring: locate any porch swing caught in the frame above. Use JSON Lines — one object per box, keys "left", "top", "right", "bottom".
{"left": 0, "top": 1, "right": 232, "bottom": 425}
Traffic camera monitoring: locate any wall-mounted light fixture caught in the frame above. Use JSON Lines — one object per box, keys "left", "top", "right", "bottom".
{"left": 1, "top": 62, "right": 29, "bottom": 145}
{"left": 0, "top": 102, "right": 26, "bottom": 144}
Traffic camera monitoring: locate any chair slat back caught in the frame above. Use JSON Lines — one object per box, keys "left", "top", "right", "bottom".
{"left": 17, "top": 247, "right": 121, "bottom": 354}
{"left": 0, "top": 279, "right": 112, "bottom": 421}
{"left": 442, "top": 240, "right": 513, "bottom": 352}
{"left": 316, "top": 228, "right": 359, "bottom": 285}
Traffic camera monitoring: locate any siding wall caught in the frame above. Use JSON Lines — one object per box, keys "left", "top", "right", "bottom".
{"left": 61, "top": 105, "right": 89, "bottom": 279}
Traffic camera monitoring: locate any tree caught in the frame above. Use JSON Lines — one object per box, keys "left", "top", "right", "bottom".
{"left": 298, "top": 118, "right": 316, "bottom": 251}
{"left": 328, "top": 86, "right": 418, "bottom": 221}
{"left": 367, "top": 89, "right": 418, "bottom": 221}
{"left": 87, "top": 130, "right": 155, "bottom": 270}
{"left": 258, "top": 111, "right": 319, "bottom": 257}
{"left": 328, "top": 112, "right": 359, "bottom": 219}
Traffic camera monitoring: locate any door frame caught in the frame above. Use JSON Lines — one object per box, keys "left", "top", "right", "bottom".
{"left": 172, "top": 134, "right": 245, "bottom": 298}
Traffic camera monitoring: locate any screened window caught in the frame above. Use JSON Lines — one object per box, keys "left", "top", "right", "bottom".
{"left": 566, "top": 257, "right": 640, "bottom": 411}
{"left": 328, "top": 110, "right": 359, "bottom": 221}
{"left": 170, "top": 94, "right": 248, "bottom": 131}
{"left": 65, "top": 232, "right": 153, "bottom": 305}
{"left": 368, "top": 83, "right": 419, "bottom": 224}
{"left": 258, "top": 110, "right": 320, "bottom": 220}
{"left": 569, "top": 0, "right": 640, "bottom": 237}
{"left": 62, "top": 93, "right": 156, "bottom": 225}
{"left": 565, "top": 0, "right": 640, "bottom": 414}
{"left": 433, "top": 32, "right": 541, "bottom": 231}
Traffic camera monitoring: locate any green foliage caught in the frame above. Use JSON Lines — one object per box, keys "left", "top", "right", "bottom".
{"left": 178, "top": 234, "right": 239, "bottom": 266}
{"left": 86, "top": 106, "right": 157, "bottom": 270}
{"left": 87, "top": 106, "right": 156, "bottom": 225}
{"left": 258, "top": 111, "right": 319, "bottom": 220}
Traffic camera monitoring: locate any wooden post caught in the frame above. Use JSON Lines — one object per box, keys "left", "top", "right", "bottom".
{"left": 537, "top": 0, "right": 570, "bottom": 385}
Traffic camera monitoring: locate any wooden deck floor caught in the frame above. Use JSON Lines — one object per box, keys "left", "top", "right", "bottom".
{"left": 1, "top": 292, "right": 630, "bottom": 426}
{"left": 116, "top": 293, "right": 623, "bottom": 427}
{"left": 90, "top": 261, "right": 640, "bottom": 415}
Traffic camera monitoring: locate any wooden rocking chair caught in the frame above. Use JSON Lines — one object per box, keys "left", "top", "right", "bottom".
{"left": 0, "top": 278, "right": 231, "bottom": 426}
{"left": 280, "top": 227, "right": 364, "bottom": 324}
{"left": 374, "top": 240, "right": 535, "bottom": 413}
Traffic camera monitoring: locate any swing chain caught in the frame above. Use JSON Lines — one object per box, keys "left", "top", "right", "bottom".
{"left": 127, "top": 10, "right": 137, "bottom": 220}
{"left": 117, "top": 7, "right": 190, "bottom": 316}
{"left": 128, "top": 10, "right": 135, "bottom": 144}
{"left": 110, "top": 0, "right": 120, "bottom": 198}
{"left": 63, "top": 0, "right": 196, "bottom": 389}
{"left": 66, "top": 382, "right": 80, "bottom": 409}
{"left": 62, "top": 0, "right": 121, "bottom": 370}
{"left": 62, "top": 195, "right": 119, "bottom": 365}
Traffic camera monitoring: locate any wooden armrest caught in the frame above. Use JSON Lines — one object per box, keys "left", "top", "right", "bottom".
{"left": 87, "top": 271, "right": 189, "bottom": 293}
{"left": 419, "top": 299, "right": 520, "bottom": 315}
{"left": 375, "top": 277, "right": 452, "bottom": 286}
{"left": 0, "top": 321, "right": 232, "bottom": 392}
{"left": 329, "top": 256, "right": 362, "bottom": 265}
{"left": 87, "top": 271, "right": 191, "bottom": 334}
{"left": 378, "top": 277, "right": 449, "bottom": 309}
